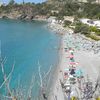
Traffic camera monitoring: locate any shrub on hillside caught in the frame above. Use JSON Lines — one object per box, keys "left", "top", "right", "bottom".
{"left": 86, "top": 34, "right": 100, "bottom": 41}
{"left": 74, "top": 22, "right": 90, "bottom": 35}
{"left": 90, "top": 26, "right": 100, "bottom": 36}
{"left": 63, "top": 20, "right": 72, "bottom": 27}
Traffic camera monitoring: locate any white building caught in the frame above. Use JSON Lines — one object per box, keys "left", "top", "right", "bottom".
{"left": 94, "top": 20, "right": 100, "bottom": 27}
{"left": 80, "top": 18, "right": 100, "bottom": 28}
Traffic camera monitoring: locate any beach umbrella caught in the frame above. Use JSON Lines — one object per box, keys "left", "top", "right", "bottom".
{"left": 69, "top": 62, "right": 79, "bottom": 65}
{"left": 69, "top": 55, "right": 74, "bottom": 58}
{"left": 69, "top": 49, "right": 74, "bottom": 52}
{"left": 75, "top": 69, "right": 83, "bottom": 77}
{"left": 70, "top": 59, "right": 75, "bottom": 62}
{"left": 64, "top": 68, "right": 69, "bottom": 71}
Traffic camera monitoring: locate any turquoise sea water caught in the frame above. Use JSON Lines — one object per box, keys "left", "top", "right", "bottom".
{"left": 0, "top": 19, "right": 60, "bottom": 99}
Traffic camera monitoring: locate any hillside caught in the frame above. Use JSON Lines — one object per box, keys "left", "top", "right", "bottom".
{"left": 0, "top": 0, "right": 100, "bottom": 20}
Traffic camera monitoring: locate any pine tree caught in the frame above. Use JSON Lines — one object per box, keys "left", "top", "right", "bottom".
{"left": 9, "top": 0, "right": 15, "bottom": 5}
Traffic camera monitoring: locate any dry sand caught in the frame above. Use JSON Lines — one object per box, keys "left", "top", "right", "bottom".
{"left": 49, "top": 29, "right": 100, "bottom": 100}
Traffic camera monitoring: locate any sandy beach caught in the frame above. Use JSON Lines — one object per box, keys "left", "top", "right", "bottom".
{"left": 48, "top": 23, "right": 100, "bottom": 100}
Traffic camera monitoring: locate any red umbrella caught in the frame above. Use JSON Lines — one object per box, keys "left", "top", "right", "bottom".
{"left": 69, "top": 55, "right": 74, "bottom": 58}
{"left": 67, "top": 55, "right": 74, "bottom": 58}
{"left": 69, "top": 62, "right": 79, "bottom": 65}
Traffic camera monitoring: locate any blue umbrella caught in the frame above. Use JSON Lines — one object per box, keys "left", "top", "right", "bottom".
{"left": 75, "top": 69, "right": 83, "bottom": 77}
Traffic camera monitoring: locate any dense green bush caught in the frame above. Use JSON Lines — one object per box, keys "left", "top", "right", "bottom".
{"left": 63, "top": 20, "right": 72, "bottom": 27}
{"left": 9, "top": 0, "right": 15, "bottom": 5}
{"left": 90, "top": 26, "right": 97, "bottom": 32}
{"left": 86, "top": 34, "right": 100, "bottom": 41}
{"left": 74, "top": 22, "right": 90, "bottom": 35}
{"left": 56, "top": 15, "right": 64, "bottom": 21}
{"left": 0, "top": 0, "right": 100, "bottom": 22}
{"left": 0, "top": 0, "right": 100, "bottom": 20}
{"left": 90, "top": 26, "right": 100, "bottom": 36}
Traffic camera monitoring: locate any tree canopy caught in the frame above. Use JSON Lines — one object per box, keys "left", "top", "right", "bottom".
{"left": 9, "top": 0, "right": 15, "bottom": 5}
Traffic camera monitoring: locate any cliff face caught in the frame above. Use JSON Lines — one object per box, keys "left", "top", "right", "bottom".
{"left": 0, "top": 4, "right": 48, "bottom": 20}
{"left": 0, "top": 0, "right": 60, "bottom": 20}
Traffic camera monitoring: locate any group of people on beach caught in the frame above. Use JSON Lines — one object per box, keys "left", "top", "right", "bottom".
{"left": 64, "top": 32, "right": 100, "bottom": 55}
{"left": 49, "top": 23, "right": 100, "bottom": 100}
{"left": 60, "top": 32, "right": 100, "bottom": 100}
{"left": 60, "top": 47, "right": 84, "bottom": 100}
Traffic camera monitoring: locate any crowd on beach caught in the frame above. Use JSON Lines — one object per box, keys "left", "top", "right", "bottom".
{"left": 48, "top": 22, "right": 100, "bottom": 55}
{"left": 65, "top": 33, "right": 100, "bottom": 55}
{"left": 60, "top": 48, "right": 83, "bottom": 99}
{"left": 72, "top": 34, "right": 100, "bottom": 54}
{"left": 47, "top": 22, "right": 100, "bottom": 100}
{"left": 60, "top": 33, "right": 100, "bottom": 100}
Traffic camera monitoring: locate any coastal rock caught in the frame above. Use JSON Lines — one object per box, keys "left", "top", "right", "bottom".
{"left": 30, "top": 16, "right": 34, "bottom": 20}
{"left": 18, "top": 14, "right": 27, "bottom": 20}
{"left": 24, "top": 15, "right": 34, "bottom": 20}
{"left": 2, "top": 15, "right": 8, "bottom": 19}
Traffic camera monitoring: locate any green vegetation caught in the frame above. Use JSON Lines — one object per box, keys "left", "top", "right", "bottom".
{"left": 0, "top": 0, "right": 100, "bottom": 40}
{"left": 0, "top": 0, "right": 100, "bottom": 20}
{"left": 86, "top": 34, "right": 100, "bottom": 41}
{"left": 74, "top": 22, "right": 100, "bottom": 41}
{"left": 56, "top": 15, "right": 64, "bottom": 21}
{"left": 47, "top": 0, "right": 100, "bottom": 19}
{"left": 74, "top": 22, "right": 90, "bottom": 35}
{"left": 90, "top": 26, "right": 100, "bottom": 36}
{"left": 63, "top": 20, "right": 72, "bottom": 27}
{"left": 9, "top": 0, "right": 15, "bottom": 5}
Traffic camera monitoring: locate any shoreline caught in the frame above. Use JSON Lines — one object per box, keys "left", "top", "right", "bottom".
{"left": 47, "top": 23, "right": 71, "bottom": 100}
{"left": 48, "top": 22, "right": 100, "bottom": 100}
{"left": 48, "top": 33, "right": 64, "bottom": 100}
{"left": 0, "top": 16, "right": 48, "bottom": 22}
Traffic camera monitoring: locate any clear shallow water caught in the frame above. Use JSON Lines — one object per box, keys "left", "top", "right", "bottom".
{"left": 0, "top": 19, "right": 60, "bottom": 98}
